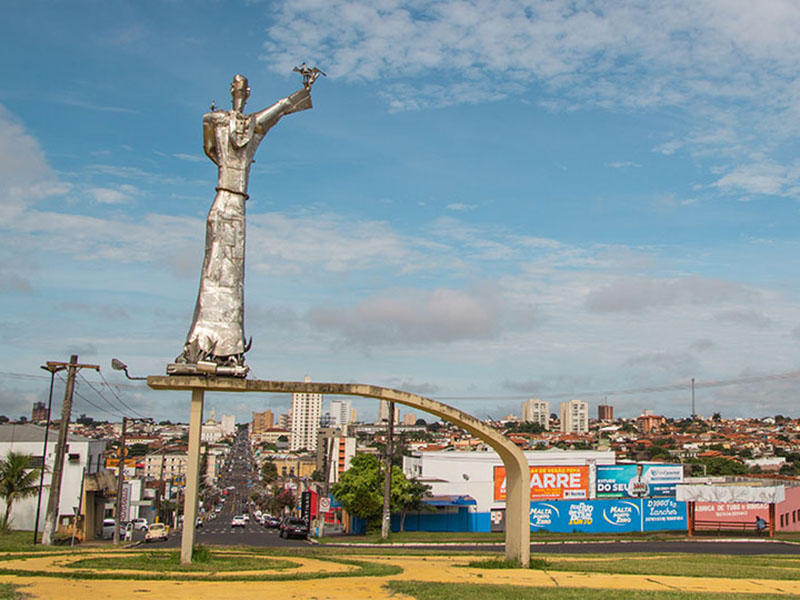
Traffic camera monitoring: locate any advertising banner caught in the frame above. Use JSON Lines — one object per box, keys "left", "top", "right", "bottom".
{"left": 494, "top": 465, "right": 589, "bottom": 501}
{"left": 694, "top": 502, "right": 769, "bottom": 523}
{"left": 596, "top": 464, "right": 683, "bottom": 498}
{"left": 528, "top": 498, "right": 686, "bottom": 533}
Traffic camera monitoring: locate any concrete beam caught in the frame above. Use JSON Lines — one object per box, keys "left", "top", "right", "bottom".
{"left": 148, "top": 376, "right": 531, "bottom": 566}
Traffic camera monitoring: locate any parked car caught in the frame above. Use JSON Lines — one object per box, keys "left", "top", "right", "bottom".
{"left": 264, "top": 515, "right": 281, "bottom": 528}
{"left": 279, "top": 517, "right": 309, "bottom": 539}
{"left": 145, "top": 523, "right": 168, "bottom": 543}
{"left": 231, "top": 515, "right": 246, "bottom": 528}
{"left": 131, "top": 518, "right": 149, "bottom": 531}
{"left": 101, "top": 518, "right": 116, "bottom": 540}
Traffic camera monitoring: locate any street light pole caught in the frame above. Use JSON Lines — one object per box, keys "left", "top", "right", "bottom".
{"left": 33, "top": 363, "right": 66, "bottom": 545}
{"left": 113, "top": 416, "right": 128, "bottom": 545}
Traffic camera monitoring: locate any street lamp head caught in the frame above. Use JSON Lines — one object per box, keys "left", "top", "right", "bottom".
{"left": 110, "top": 358, "right": 147, "bottom": 381}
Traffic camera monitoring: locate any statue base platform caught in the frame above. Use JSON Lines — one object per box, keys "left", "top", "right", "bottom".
{"left": 167, "top": 361, "right": 248, "bottom": 378}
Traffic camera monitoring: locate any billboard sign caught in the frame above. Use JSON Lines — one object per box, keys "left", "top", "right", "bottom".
{"left": 494, "top": 465, "right": 589, "bottom": 501}
{"left": 528, "top": 498, "right": 686, "bottom": 533}
{"left": 596, "top": 464, "right": 683, "bottom": 498}
{"left": 694, "top": 502, "right": 769, "bottom": 523}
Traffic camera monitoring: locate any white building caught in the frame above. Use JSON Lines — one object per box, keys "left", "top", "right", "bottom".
{"left": 290, "top": 376, "right": 323, "bottom": 452}
{"left": 220, "top": 414, "right": 236, "bottom": 437}
{"left": 201, "top": 419, "right": 223, "bottom": 443}
{"left": 560, "top": 399, "right": 589, "bottom": 434}
{"left": 521, "top": 399, "right": 550, "bottom": 430}
{"left": 403, "top": 449, "right": 615, "bottom": 531}
{"left": 377, "top": 400, "right": 400, "bottom": 425}
{"left": 328, "top": 400, "right": 352, "bottom": 428}
{"left": 0, "top": 424, "right": 107, "bottom": 533}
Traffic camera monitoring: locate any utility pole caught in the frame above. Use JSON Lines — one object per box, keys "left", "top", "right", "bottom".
{"left": 113, "top": 416, "right": 128, "bottom": 544}
{"left": 381, "top": 401, "right": 394, "bottom": 540}
{"left": 41, "top": 355, "right": 99, "bottom": 546}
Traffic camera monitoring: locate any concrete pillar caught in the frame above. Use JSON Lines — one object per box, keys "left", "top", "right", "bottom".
{"left": 181, "top": 389, "right": 204, "bottom": 564}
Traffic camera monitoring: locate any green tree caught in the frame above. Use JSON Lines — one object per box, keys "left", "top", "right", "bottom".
{"left": 331, "top": 453, "right": 430, "bottom": 531}
{"left": 266, "top": 487, "right": 295, "bottom": 515}
{"left": 0, "top": 452, "right": 41, "bottom": 529}
{"left": 688, "top": 456, "right": 748, "bottom": 476}
{"left": 393, "top": 477, "right": 431, "bottom": 532}
{"left": 331, "top": 454, "right": 384, "bottom": 527}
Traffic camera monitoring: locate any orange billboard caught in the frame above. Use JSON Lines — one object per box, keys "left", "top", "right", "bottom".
{"left": 493, "top": 465, "right": 590, "bottom": 501}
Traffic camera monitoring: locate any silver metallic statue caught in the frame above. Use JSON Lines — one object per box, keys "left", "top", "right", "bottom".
{"left": 171, "top": 71, "right": 320, "bottom": 377}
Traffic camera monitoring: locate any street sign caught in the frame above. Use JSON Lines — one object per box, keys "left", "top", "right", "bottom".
{"left": 301, "top": 491, "right": 312, "bottom": 522}
{"left": 319, "top": 497, "right": 331, "bottom": 513}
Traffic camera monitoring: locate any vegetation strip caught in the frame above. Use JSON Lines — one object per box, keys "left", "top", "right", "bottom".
{"left": 462, "top": 552, "right": 800, "bottom": 581}
{"left": 386, "top": 581, "right": 800, "bottom": 600}
{"left": 0, "top": 552, "right": 401, "bottom": 582}
{"left": 65, "top": 550, "right": 299, "bottom": 572}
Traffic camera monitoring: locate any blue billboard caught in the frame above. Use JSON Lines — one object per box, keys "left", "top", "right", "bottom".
{"left": 596, "top": 464, "right": 683, "bottom": 498}
{"left": 529, "top": 498, "right": 686, "bottom": 533}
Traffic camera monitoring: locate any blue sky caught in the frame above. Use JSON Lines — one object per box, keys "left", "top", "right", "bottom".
{"left": 2, "top": 0, "right": 800, "bottom": 424}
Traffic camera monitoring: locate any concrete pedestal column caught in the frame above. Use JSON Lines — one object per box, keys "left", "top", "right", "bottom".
{"left": 181, "top": 389, "right": 204, "bottom": 564}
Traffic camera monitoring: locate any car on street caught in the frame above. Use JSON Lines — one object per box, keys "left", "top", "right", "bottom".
{"left": 231, "top": 515, "right": 246, "bottom": 528}
{"left": 279, "top": 517, "right": 309, "bottom": 539}
{"left": 196, "top": 517, "right": 203, "bottom": 528}
{"left": 101, "top": 518, "right": 116, "bottom": 539}
{"left": 264, "top": 515, "right": 281, "bottom": 528}
{"left": 145, "top": 523, "right": 168, "bottom": 543}
{"left": 131, "top": 517, "right": 149, "bottom": 531}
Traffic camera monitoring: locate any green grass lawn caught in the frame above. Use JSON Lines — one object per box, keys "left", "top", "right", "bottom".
{"left": 0, "top": 547, "right": 402, "bottom": 582}
{"left": 465, "top": 552, "right": 800, "bottom": 581}
{"left": 387, "top": 581, "right": 800, "bottom": 600}
{"left": 0, "top": 530, "right": 49, "bottom": 553}
{"left": 66, "top": 549, "right": 298, "bottom": 572}
{"left": 0, "top": 583, "right": 21, "bottom": 600}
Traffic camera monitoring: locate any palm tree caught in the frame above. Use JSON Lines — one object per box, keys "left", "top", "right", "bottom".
{"left": 0, "top": 452, "right": 41, "bottom": 529}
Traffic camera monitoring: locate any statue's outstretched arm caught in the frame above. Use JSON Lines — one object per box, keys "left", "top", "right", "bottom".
{"left": 254, "top": 88, "right": 312, "bottom": 134}
{"left": 203, "top": 112, "right": 224, "bottom": 165}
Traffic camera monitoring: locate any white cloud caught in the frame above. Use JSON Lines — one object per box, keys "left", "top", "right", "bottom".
{"left": 585, "top": 276, "right": 754, "bottom": 313}
{"left": 264, "top": 0, "right": 800, "bottom": 200}
{"left": 89, "top": 184, "right": 139, "bottom": 205}
{"left": 711, "top": 160, "right": 800, "bottom": 199}
{"left": 307, "top": 286, "right": 501, "bottom": 345}
{"left": 714, "top": 309, "right": 773, "bottom": 329}
{"left": 0, "top": 104, "right": 69, "bottom": 217}
{"left": 446, "top": 202, "right": 477, "bottom": 211}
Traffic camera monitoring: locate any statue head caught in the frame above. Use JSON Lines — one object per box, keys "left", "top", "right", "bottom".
{"left": 230, "top": 74, "right": 250, "bottom": 112}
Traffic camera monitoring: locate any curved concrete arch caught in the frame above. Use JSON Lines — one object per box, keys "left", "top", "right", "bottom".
{"left": 149, "top": 376, "right": 531, "bottom": 565}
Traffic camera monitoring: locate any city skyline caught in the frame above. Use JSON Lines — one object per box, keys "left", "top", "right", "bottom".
{"left": 2, "top": 2, "right": 800, "bottom": 424}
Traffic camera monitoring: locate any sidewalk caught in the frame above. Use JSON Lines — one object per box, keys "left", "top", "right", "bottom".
{"left": 2, "top": 551, "right": 800, "bottom": 599}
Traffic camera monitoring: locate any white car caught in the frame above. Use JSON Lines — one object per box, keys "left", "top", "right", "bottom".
{"left": 131, "top": 518, "right": 148, "bottom": 531}
{"left": 231, "top": 515, "right": 246, "bottom": 528}
{"left": 145, "top": 522, "right": 168, "bottom": 543}
{"left": 101, "top": 518, "right": 116, "bottom": 540}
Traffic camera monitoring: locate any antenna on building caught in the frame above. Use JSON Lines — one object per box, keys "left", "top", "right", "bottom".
{"left": 691, "top": 378, "right": 696, "bottom": 419}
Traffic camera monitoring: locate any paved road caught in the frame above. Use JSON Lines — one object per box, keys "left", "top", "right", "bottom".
{"left": 151, "top": 519, "right": 312, "bottom": 549}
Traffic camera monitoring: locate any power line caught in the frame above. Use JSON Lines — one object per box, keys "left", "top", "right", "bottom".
{"left": 0, "top": 370, "right": 142, "bottom": 389}
{"left": 77, "top": 373, "right": 132, "bottom": 417}
{"left": 95, "top": 371, "right": 148, "bottom": 419}
{"left": 435, "top": 369, "right": 800, "bottom": 402}
{"left": 58, "top": 375, "right": 124, "bottom": 420}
